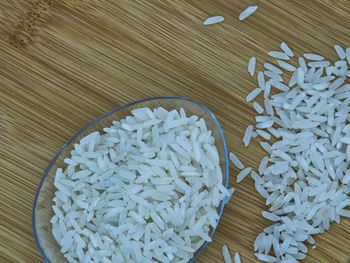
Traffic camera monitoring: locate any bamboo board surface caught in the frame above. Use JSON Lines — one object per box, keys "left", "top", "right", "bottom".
{"left": 1, "top": 1, "right": 350, "bottom": 262}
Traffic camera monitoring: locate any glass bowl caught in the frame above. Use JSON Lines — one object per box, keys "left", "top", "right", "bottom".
{"left": 32, "top": 96, "right": 229, "bottom": 263}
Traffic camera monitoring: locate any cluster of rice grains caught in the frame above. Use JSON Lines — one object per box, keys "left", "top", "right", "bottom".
{"left": 232, "top": 43, "right": 350, "bottom": 262}
{"left": 51, "top": 107, "right": 230, "bottom": 263}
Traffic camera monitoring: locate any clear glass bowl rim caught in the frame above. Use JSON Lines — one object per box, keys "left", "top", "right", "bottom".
{"left": 32, "top": 96, "right": 229, "bottom": 263}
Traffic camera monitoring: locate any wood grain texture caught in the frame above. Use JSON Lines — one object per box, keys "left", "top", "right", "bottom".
{"left": 1, "top": 0, "right": 350, "bottom": 262}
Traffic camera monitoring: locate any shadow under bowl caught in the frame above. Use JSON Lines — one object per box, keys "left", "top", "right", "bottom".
{"left": 32, "top": 96, "right": 229, "bottom": 263}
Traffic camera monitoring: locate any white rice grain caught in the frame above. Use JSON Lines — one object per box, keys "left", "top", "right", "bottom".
{"left": 334, "top": 44, "right": 346, "bottom": 59}
{"left": 346, "top": 47, "right": 350, "bottom": 64}
{"left": 239, "top": 5, "right": 258, "bottom": 20}
{"left": 230, "top": 152, "right": 244, "bottom": 170}
{"left": 248, "top": 56, "right": 256, "bottom": 76}
{"left": 253, "top": 102, "right": 264, "bottom": 114}
{"left": 278, "top": 60, "right": 296, "bottom": 72}
{"left": 222, "top": 245, "right": 232, "bottom": 263}
{"left": 246, "top": 88, "right": 262, "bottom": 102}
{"left": 234, "top": 252, "right": 241, "bottom": 263}
{"left": 280, "top": 42, "right": 294, "bottom": 57}
{"left": 262, "top": 211, "right": 281, "bottom": 222}
{"left": 237, "top": 167, "right": 252, "bottom": 183}
{"left": 264, "top": 80, "right": 272, "bottom": 98}
{"left": 258, "top": 71, "right": 265, "bottom": 89}
{"left": 255, "top": 253, "right": 277, "bottom": 262}
{"left": 268, "top": 51, "right": 290, "bottom": 60}
{"left": 304, "top": 53, "right": 325, "bottom": 61}
{"left": 203, "top": 16, "right": 224, "bottom": 25}
{"left": 264, "top": 63, "right": 283, "bottom": 75}
{"left": 256, "top": 129, "right": 272, "bottom": 140}
{"left": 243, "top": 125, "right": 254, "bottom": 147}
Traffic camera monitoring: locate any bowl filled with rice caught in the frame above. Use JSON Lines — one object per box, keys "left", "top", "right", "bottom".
{"left": 32, "top": 96, "right": 230, "bottom": 263}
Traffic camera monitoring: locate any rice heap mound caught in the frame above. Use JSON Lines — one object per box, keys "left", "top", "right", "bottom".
{"left": 51, "top": 107, "right": 229, "bottom": 263}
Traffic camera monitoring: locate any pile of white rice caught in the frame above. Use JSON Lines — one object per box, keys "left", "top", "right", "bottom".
{"left": 203, "top": 5, "right": 350, "bottom": 262}
{"left": 231, "top": 43, "right": 350, "bottom": 262}
{"left": 51, "top": 107, "right": 230, "bottom": 263}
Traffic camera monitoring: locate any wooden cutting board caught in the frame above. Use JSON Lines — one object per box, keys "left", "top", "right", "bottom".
{"left": 1, "top": 1, "right": 350, "bottom": 262}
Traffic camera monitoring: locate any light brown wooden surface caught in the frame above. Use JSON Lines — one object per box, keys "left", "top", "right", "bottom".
{"left": 1, "top": 1, "right": 350, "bottom": 262}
